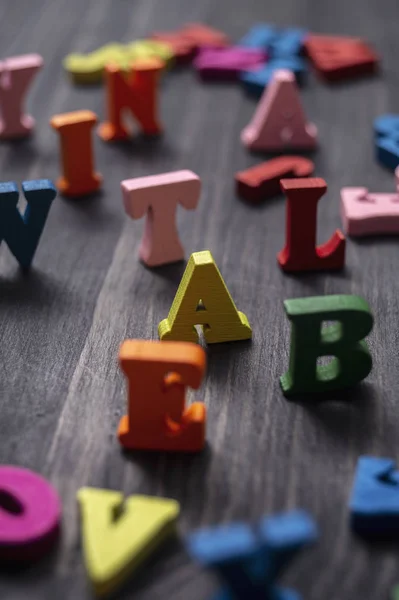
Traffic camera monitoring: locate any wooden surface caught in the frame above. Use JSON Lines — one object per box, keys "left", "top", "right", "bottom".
{"left": 0, "top": 0, "right": 398, "bottom": 598}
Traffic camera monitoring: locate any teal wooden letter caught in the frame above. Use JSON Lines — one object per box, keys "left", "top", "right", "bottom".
{"left": 280, "top": 295, "right": 373, "bottom": 397}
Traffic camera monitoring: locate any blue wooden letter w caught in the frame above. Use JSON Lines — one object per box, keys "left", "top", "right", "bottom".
{"left": 0, "top": 179, "right": 57, "bottom": 268}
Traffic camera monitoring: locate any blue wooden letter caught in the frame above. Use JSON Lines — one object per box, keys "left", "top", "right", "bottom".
{"left": 350, "top": 456, "right": 399, "bottom": 538}
{"left": 187, "top": 510, "right": 317, "bottom": 600}
{"left": 0, "top": 179, "right": 56, "bottom": 268}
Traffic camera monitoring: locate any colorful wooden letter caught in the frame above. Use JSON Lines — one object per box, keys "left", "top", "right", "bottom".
{"left": 304, "top": 35, "right": 378, "bottom": 82}
{"left": 341, "top": 187, "right": 399, "bottom": 236}
{"left": 178, "top": 23, "right": 230, "bottom": 49}
{"left": 0, "top": 54, "right": 43, "bottom": 139}
{"left": 150, "top": 32, "right": 195, "bottom": 64}
{"left": 278, "top": 178, "right": 346, "bottom": 272}
{"left": 122, "top": 170, "right": 200, "bottom": 266}
{"left": 158, "top": 250, "right": 252, "bottom": 344}
{"left": 235, "top": 156, "right": 314, "bottom": 203}
{"left": 78, "top": 487, "right": 179, "bottom": 597}
{"left": 270, "top": 27, "right": 308, "bottom": 58}
{"left": 0, "top": 466, "right": 61, "bottom": 562}
{"left": 350, "top": 456, "right": 399, "bottom": 538}
{"left": 51, "top": 110, "right": 102, "bottom": 198}
{"left": 64, "top": 41, "right": 172, "bottom": 84}
{"left": 392, "top": 585, "right": 399, "bottom": 600}
{"left": 118, "top": 339, "right": 206, "bottom": 451}
{"left": 64, "top": 43, "right": 129, "bottom": 84}
{"left": 151, "top": 23, "right": 229, "bottom": 64}
{"left": 374, "top": 115, "right": 399, "bottom": 171}
{"left": 280, "top": 295, "right": 373, "bottom": 397}
{"left": 239, "top": 24, "right": 307, "bottom": 56}
{"left": 98, "top": 59, "right": 163, "bottom": 142}
{"left": 0, "top": 179, "right": 57, "bottom": 268}
{"left": 241, "top": 69, "right": 317, "bottom": 151}
{"left": 187, "top": 510, "right": 317, "bottom": 600}
{"left": 239, "top": 24, "right": 278, "bottom": 50}
{"left": 194, "top": 47, "right": 266, "bottom": 81}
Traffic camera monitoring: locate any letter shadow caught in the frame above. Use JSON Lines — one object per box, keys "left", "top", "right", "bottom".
{"left": 291, "top": 382, "right": 378, "bottom": 445}
{"left": 144, "top": 260, "right": 187, "bottom": 286}
{"left": 59, "top": 188, "right": 122, "bottom": 229}
{"left": 0, "top": 269, "right": 73, "bottom": 311}
{"left": 0, "top": 534, "right": 61, "bottom": 578}
{"left": 206, "top": 338, "right": 253, "bottom": 382}
{"left": 0, "top": 138, "right": 40, "bottom": 173}
{"left": 106, "top": 132, "right": 177, "bottom": 162}
{"left": 121, "top": 443, "right": 214, "bottom": 522}
{"left": 247, "top": 146, "right": 317, "bottom": 159}
{"left": 349, "top": 234, "right": 399, "bottom": 245}
{"left": 279, "top": 266, "right": 353, "bottom": 288}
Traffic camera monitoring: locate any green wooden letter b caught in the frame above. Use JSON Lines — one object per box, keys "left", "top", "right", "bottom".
{"left": 280, "top": 295, "right": 373, "bottom": 397}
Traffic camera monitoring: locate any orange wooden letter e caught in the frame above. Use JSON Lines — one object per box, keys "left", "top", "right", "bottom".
{"left": 118, "top": 340, "right": 206, "bottom": 452}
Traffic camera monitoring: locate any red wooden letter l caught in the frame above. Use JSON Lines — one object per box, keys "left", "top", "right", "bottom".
{"left": 277, "top": 178, "right": 346, "bottom": 272}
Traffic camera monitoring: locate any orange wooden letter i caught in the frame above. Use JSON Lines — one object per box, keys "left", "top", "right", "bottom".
{"left": 50, "top": 110, "right": 102, "bottom": 197}
{"left": 118, "top": 340, "right": 206, "bottom": 452}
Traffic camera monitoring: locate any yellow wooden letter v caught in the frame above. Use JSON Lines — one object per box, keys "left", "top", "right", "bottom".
{"left": 158, "top": 250, "right": 252, "bottom": 344}
{"left": 78, "top": 487, "right": 180, "bottom": 597}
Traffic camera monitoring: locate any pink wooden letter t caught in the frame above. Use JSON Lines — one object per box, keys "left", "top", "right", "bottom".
{"left": 0, "top": 466, "right": 61, "bottom": 562}
{"left": 122, "top": 170, "right": 201, "bottom": 267}
{"left": 0, "top": 54, "right": 43, "bottom": 139}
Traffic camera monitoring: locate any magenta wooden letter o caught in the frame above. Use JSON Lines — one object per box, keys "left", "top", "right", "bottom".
{"left": 0, "top": 466, "right": 61, "bottom": 561}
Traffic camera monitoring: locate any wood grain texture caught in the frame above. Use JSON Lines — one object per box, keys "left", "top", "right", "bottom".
{"left": 0, "top": 0, "right": 398, "bottom": 598}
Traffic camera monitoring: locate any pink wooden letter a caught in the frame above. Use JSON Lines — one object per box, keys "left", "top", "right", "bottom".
{"left": 122, "top": 170, "right": 201, "bottom": 267}
{"left": 241, "top": 69, "right": 317, "bottom": 152}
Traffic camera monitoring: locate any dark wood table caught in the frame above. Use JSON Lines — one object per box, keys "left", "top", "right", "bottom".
{"left": 0, "top": 0, "right": 398, "bottom": 598}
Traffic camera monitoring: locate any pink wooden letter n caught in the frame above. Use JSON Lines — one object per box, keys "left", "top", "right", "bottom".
{"left": 0, "top": 54, "right": 43, "bottom": 139}
{"left": 121, "top": 170, "right": 201, "bottom": 267}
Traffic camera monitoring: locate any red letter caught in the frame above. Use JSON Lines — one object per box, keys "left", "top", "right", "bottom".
{"left": 278, "top": 177, "right": 346, "bottom": 272}
{"left": 98, "top": 59, "right": 163, "bottom": 142}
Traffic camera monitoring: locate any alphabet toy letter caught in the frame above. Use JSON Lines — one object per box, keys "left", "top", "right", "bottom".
{"left": 0, "top": 54, "right": 43, "bottom": 139}
{"left": 235, "top": 156, "right": 314, "bottom": 203}
{"left": 280, "top": 295, "right": 373, "bottom": 397}
{"left": 51, "top": 110, "right": 102, "bottom": 197}
{"left": 374, "top": 115, "right": 399, "bottom": 171}
{"left": 64, "top": 41, "right": 172, "bottom": 85}
{"left": 118, "top": 339, "right": 206, "bottom": 451}
{"left": 0, "top": 179, "right": 57, "bottom": 268}
{"left": 350, "top": 456, "right": 399, "bottom": 538}
{"left": 187, "top": 510, "right": 317, "bottom": 600}
{"left": 241, "top": 69, "right": 317, "bottom": 151}
{"left": 278, "top": 178, "right": 346, "bottom": 272}
{"left": 122, "top": 170, "right": 200, "bottom": 266}
{"left": 341, "top": 186, "right": 399, "bottom": 236}
{"left": 158, "top": 250, "right": 252, "bottom": 344}
{"left": 78, "top": 487, "right": 179, "bottom": 597}
{"left": 0, "top": 466, "right": 61, "bottom": 562}
{"left": 304, "top": 35, "right": 378, "bottom": 82}
{"left": 194, "top": 47, "right": 266, "bottom": 81}
{"left": 98, "top": 59, "right": 163, "bottom": 142}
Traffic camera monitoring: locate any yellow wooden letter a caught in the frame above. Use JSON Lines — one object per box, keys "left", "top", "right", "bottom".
{"left": 158, "top": 250, "right": 252, "bottom": 344}
{"left": 78, "top": 487, "right": 180, "bottom": 597}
